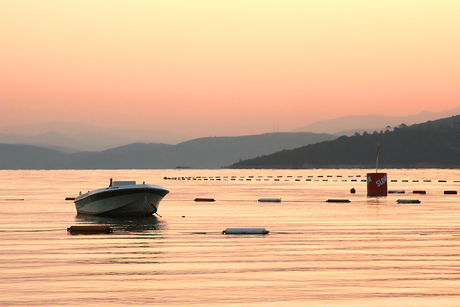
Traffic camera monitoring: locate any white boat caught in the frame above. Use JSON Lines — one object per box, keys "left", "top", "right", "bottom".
{"left": 74, "top": 179, "right": 169, "bottom": 216}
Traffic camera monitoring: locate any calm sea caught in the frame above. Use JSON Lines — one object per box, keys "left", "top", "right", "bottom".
{"left": 1, "top": 169, "right": 460, "bottom": 306}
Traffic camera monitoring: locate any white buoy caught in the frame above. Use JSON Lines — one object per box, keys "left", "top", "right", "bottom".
{"left": 258, "top": 198, "right": 281, "bottom": 202}
{"left": 223, "top": 228, "right": 269, "bottom": 234}
{"left": 397, "top": 199, "right": 421, "bottom": 204}
{"left": 388, "top": 190, "right": 405, "bottom": 194}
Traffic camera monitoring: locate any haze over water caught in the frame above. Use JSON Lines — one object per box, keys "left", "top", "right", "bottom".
{"left": 1, "top": 169, "right": 460, "bottom": 306}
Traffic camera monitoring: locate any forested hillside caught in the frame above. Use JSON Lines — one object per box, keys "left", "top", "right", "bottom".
{"left": 230, "top": 118, "right": 460, "bottom": 169}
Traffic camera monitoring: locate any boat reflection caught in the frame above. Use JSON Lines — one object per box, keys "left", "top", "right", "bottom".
{"left": 74, "top": 214, "right": 167, "bottom": 233}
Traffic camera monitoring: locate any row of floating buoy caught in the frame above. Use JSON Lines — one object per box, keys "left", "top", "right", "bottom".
{"left": 194, "top": 190, "right": 460, "bottom": 203}
{"left": 389, "top": 190, "right": 458, "bottom": 195}
{"left": 391, "top": 180, "right": 454, "bottom": 183}
{"left": 193, "top": 191, "right": 460, "bottom": 203}
{"left": 165, "top": 176, "right": 370, "bottom": 182}
{"left": 165, "top": 175, "right": 365, "bottom": 180}
{"left": 164, "top": 176, "right": 460, "bottom": 183}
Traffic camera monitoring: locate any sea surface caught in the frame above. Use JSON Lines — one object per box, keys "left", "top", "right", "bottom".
{"left": 1, "top": 169, "right": 460, "bottom": 306}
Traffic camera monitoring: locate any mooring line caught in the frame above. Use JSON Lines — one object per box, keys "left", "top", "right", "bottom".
{"left": 0, "top": 228, "right": 66, "bottom": 232}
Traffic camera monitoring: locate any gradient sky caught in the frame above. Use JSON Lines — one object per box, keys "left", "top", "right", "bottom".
{"left": 1, "top": 0, "right": 459, "bottom": 138}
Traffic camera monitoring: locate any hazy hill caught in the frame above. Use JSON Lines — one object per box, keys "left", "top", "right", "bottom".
{"left": 2, "top": 106, "right": 459, "bottom": 151}
{"left": 0, "top": 144, "right": 70, "bottom": 169}
{"left": 69, "top": 132, "right": 336, "bottom": 169}
{"left": 231, "top": 115, "right": 460, "bottom": 169}
{"left": 0, "top": 122, "right": 190, "bottom": 151}
{"left": 292, "top": 105, "right": 460, "bottom": 135}
{"left": 0, "top": 132, "right": 336, "bottom": 169}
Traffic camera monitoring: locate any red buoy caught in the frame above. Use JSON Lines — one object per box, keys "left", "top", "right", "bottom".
{"left": 367, "top": 173, "right": 387, "bottom": 196}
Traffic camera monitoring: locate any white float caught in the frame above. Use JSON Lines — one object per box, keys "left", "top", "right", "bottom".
{"left": 222, "top": 228, "right": 269, "bottom": 234}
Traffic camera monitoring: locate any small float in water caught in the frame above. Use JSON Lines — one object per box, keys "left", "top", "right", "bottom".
{"left": 326, "top": 199, "right": 351, "bottom": 203}
{"left": 67, "top": 225, "right": 113, "bottom": 234}
{"left": 388, "top": 190, "right": 405, "bottom": 194}
{"left": 258, "top": 198, "right": 281, "bottom": 202}
{"left": 397, "top": 199, "right": 421, "bottom": 204}
{"left": 222, "top": 228, "right": 269, "bottom": 234}
{"left": 194, "top": 198, "right": 215, "bottom": 202}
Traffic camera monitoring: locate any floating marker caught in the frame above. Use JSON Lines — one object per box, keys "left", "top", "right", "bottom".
{"left": 65, "top": 197, "right": 75, "bottom": 200}
{"left": 444, "top": 190, "right": 457, "bottom": 194}
{"left": 397, "top": 199, "right": 421, "bottom": 204}
{"left": 67, "top": 226, "right": 113, "bottom": 234}
{"left": 222, "top": 228, "right": 269, "bottom": 234}
{"left": 389, "top": 190, "right": 405, "bottom": 194}
{"left": 258, "top": 198, "right": 281, "bottom": 202}
{"left": 194, "top": 198, "right": 215, "bottom": 202}
{"left": 326, "top": 199, "right": 351, "bottom": 203}
{"left": 413, "top": 190, "right": 426, "bottom": 194}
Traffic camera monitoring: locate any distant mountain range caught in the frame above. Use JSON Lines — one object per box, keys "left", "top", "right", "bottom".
{"left": 0, "top": 132, "right": 336, "bottom": 169}
{"left": 292, "top": 105, "right": 460, "bottom": 135}
{"left": 3, "top": 111, "right": 460, "bottom": 169}
{"left": 231, "top": 115, "right": 460, "bottom": 169}
{"left": 1, "top": 106, "right": 459, "bottom": 151}
{"left": 0, "top": 122, "right": 190, "bottom": 152}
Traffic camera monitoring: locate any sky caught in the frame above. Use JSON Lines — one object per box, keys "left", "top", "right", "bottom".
{"left": 1, "top": 0, "right": 459, "bottom": 138}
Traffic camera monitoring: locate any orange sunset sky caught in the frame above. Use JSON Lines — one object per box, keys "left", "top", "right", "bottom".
{"left": 1, "top": 0, "right": 459, "bottom": 138}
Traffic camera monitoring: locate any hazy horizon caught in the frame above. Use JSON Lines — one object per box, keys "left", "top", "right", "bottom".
{"left": 1, "top": 1, "right": 459, "bottom": 139}
{"left": 0, "top": 104, "right": 459, "bottom": 140}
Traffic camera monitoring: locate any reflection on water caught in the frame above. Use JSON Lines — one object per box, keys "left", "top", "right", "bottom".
{"left": 75, "top": 214, "right": 167, "bottom": 233}
{"left": 2, "top": 169, "right": 460, "bottom": 306}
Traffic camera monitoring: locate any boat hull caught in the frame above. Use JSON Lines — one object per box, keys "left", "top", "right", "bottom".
{"left": 74, "top": 185, "right": 168, "bottom": 216}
